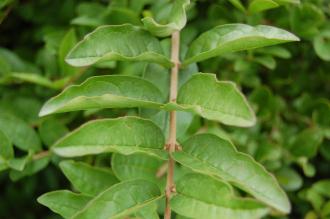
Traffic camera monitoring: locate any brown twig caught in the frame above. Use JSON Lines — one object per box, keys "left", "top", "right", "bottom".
{"left": 164, "top": 30, "right": 180, "bottom": 219}
{"left": 32, "top": 150, "right": 51, "bottom": 160}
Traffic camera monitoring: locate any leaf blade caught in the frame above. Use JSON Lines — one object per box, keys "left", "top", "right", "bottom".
{"left": 39, "top": 75, "right": 164, "bottom": 116}
{"left": 66, "top": 24, "right": 172, "bottom": 68}
{"left": 72, "top": 180, "right": 162, "bottom": 219}
{"left": 52, "top": 116, "right": 167, "bottom": 159}
{"left": 60, "top": 160, "right": 119, "bottom": 196}
{"left": 38, "top": 190, "right": 91, "bottom": 219}
{"left": 0, "top": 112, "right": 41, "bottom": 151}
{"left": 171, "top": 173, "right": 268, "bottom": 219}
{"left": 173, "top": 134, "right": 291, "bottom": 213}
{"left": 183, "top": 24, "right": 299, "bottom": 65}
{"left": 171, "top": 73, "right": 256, "bottom": 127}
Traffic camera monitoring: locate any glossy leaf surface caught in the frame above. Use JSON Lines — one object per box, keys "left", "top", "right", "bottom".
{"left": 183, "top": 24, "right": 299, "bottom": 65}
{"left": 173, "top": 134, "right": 291, "bottom": 213}
{"left": 72, "top": 180, "right": 162, "bottom": 219}
{"left": 171, "top": 173, "right": 268, "bottom": 219}
{"left": 172, "top": 73, "right": 256, "bottom": 127}
{"left": 60, "top": 160, "right": 119, "bottom": 196}
{"left": 52, "top": 117, "right": 166, "bottom": 159}
{"left": 38, "top": 190, "right": 90, "bottom": 218}
{"left": 39, "top": 75, "right": 164, "bottom": 116}
{"left": 66, "top": 24, "right": 172, "bottom": 67}
{"left": 112, "top": 153, "right": 164, "bottom": 185}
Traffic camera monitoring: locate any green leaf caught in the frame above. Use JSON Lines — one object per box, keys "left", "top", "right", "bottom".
{"left": 290, "top": 128, "right": 324, "bottom": 158}
{"left": 60, "top": 160, "right": 119, "bottom": 196}
{"left": 52, "top": 116, "right": 167, "bottom": 159}
{"left": 38, "top": 190, "right": 91, "bottom": 219}
{"left": 171, "top": 73, "right": 256, "bottom": 127}
{"left": 313, "top": 30, "right": 330, "bottom": 61}
{"left": 254, "top": 56, "right": 276, "bottom": 70}
{"left": 0, "top": 129, "right": 13, "bottom": 160}
{"left": 133, "top": 203, "right": 160, "bottom": 219}
{"left": 0, "top": 112, "right": 41, "bottom": 151}
{"left": 39, "top": 118, "right": 69, "bottom": 147}
{"left": 112, "top": 153, "right": 164, "bottom": 186}
{"left": 142, "top": 0, "right": 190, "bottom": 37}
{"left": 312, "top": 180, "right": 330, "bottom": 198}
{"left": 274, "top": 0, "right": 300, "bottom": 4}
{"left": 0, "top": 72, "right": 67, "bottom": 89}
{"left": 71, "top": 180, "right": 162, "bottom": 219}
{"left": 9, "top": 156, "right": 50, "bottom": 181}
{"left": 66, "top": 24, "right": 172, "bottom": 68}
{"left": 58, "top": 29, "right": 78, "bottom": 75}
{"left": 248, "top": 0, "right": 279, "bottom": 14}
{"left": 171, "top": 173, "right": 268, "bottom": 219}
{"left": 321, "top": 201, "right": 330, "bottom": 218}
{"left": 173, "top": 134, "right": 290, "bottom": 213}
{"left": 39, "top": 75, "right": 164, "bottom": 116}
{"left": 228, "top": 0, "right": 245, "bottom": 12}
{"left": 7, "top": 152, "right": 33, "bottom": 171}
{"left": 0, "top": 47, "right": 35, "bottom": 73}
{"left": 183, "top": 24, "right": 299, "bottom": 65}
{"left": 256, "top": 46, "right": 291, "bottom": 59}
{"left": 275, "top": 167, "right": 303, "bottom": 191}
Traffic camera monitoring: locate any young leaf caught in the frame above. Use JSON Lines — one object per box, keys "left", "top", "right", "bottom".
{"left": 52, "top": 116, "right": 167, "bottom": 159}
{"left": 71, "top": 180, "right": 162, "bottom": 219}
{"left": 248, "top": 0, "right": 279, "bottom": 14}
{"left": 173, "top": 134, "right": 291, "bottom": 213}
{"left": 170, "top": 73, "right": 256, "bottom": 127}
{"left": 171, "top": 173, "right": 268, "bottom": 219}
{"left": 60, "top": 160, "right": 119, "bottom": 196}
{"left": 0, "top": 112, "right": 41, "bottom": 151}
{"left": 66, "top": 24, "right": 172, "bottom": 68}
{"left": 142, "top": 0, "right": 190, "bottom": 37}
{"left": 39, "top": 75, "right": 164, "bottom": 116}
{"left": 38, "top": 190, "right": 91, "bottom": 219}
{"left": 183, "top": 24, "right": 299, "bottom": 65}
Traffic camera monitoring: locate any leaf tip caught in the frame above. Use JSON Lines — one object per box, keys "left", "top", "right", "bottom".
{"left": 38, "top": 105, "right": 53, "bottom": 117}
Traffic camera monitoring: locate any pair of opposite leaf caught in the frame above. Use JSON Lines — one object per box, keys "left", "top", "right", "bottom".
{"left": 37, "top": 3, "right": 299, "bottom": 218}
{"left": 41, "top": 22, "right": 299, "bottom": 127}
{"left": 38, "top": 158, "right": 269, "bottom": 219}
{"left": 46, "top": 116, "right": 290, "bottom": 215}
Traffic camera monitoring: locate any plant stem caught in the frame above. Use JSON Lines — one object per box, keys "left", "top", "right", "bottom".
{"left": 32, "top": 150, "right": 51, "bottom": 160}
{"left": 164, "top": 30, "right": 180, "bottom": 219}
